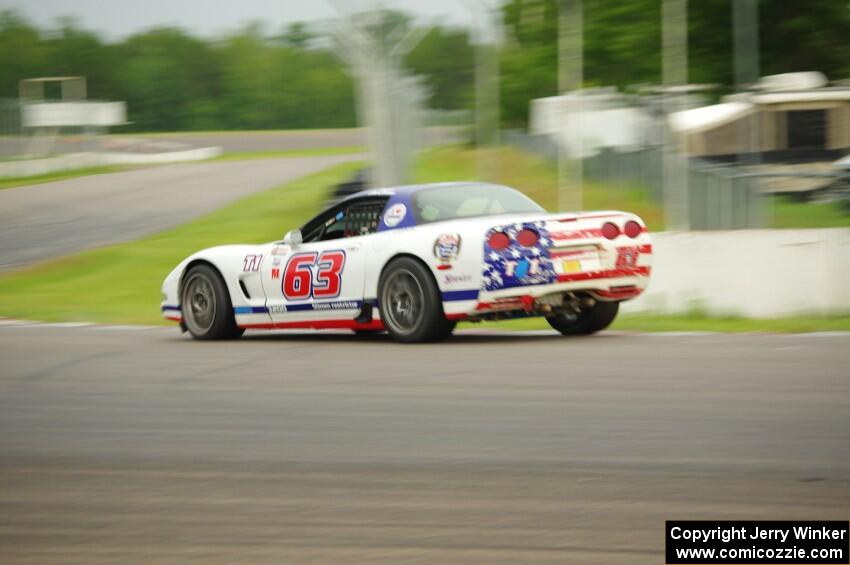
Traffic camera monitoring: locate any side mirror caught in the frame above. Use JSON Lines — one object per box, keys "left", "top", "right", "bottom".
{"left": 283, "top": 229, "right": 302, "bottom": 246}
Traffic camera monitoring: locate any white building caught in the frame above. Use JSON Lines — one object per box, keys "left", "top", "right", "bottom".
{"left": 529, "top": 88, "right": 656, "bottom": 158}
{"left": 669, "top": 72, "right": 850, "bottom": 158}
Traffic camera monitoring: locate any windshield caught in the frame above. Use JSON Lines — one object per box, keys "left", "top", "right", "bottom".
{"left": 411, "top": 184, "right": 545, "bottom": 224}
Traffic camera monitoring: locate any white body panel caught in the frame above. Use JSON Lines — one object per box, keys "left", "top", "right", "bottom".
{"left": 162, "top": 205, "right": 652, "bottom": 330}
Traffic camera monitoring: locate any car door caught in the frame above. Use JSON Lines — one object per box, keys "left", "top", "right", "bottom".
{"left": 260, "top": 197, "right": 387, "bottom": 327}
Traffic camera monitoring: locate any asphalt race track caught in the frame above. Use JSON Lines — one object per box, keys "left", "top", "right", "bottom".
{"left": 0, "top": 154, "right": 362, "bottom": 270}
{"left": 1, "top": 324, "right": 848, "bottom": 563}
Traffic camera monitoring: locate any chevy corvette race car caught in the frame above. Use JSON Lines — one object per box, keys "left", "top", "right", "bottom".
{"left": 161, "top": 182, "right": 652, "bottom": 343}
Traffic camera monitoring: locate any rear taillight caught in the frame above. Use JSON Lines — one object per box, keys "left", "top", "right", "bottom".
{"left": 601, "top": 222, "right": 620, "bottom": 240}
{"left": 516, "top": 228, "right": 539, "bottom": 247}
{"left": 488, "top": 231, "right": 510, "bottom": 250}
{"left": 624, "top": 220, "right": 642, "bottom": 238}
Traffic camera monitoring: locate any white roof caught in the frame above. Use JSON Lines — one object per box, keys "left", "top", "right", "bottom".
{"left": 833, "top": 154, "right": 850, "bottom": 171}
{"left": 757, "top": 72, "right": 827, "bottom": 91}
{"left": 668, "top": 101, "right": 754, "bottom": 134}
{"left": 752, "top": 90, "right": 850, "bottom": 104}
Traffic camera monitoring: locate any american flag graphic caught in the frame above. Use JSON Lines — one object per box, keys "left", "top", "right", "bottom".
{"left": 482, "top": 221, "right": 556, "bottom": 291}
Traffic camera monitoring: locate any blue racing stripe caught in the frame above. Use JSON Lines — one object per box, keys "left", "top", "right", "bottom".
{"left": 161, "top": 305, "right": 180, "bottom": 312}
{"left": 441, "top": 289, "right": 479, "bottom": 301}
{"left": 234, "top": 306, "right": 269, "bottom": 314}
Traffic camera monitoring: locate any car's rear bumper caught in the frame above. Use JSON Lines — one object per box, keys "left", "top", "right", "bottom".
{"left": 441, "top": 266, "right": 650, "bottom": 320}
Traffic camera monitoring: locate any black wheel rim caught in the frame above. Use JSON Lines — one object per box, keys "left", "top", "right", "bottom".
{"left": 382, "top": 269, "right": 424, "bottom": 336}
{"left": 182, "top": 273, "right": 216, "bottom": 334}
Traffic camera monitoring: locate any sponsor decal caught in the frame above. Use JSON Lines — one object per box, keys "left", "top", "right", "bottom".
{"left": 383, "top": 203, "right": 407, "bottom": 227}
{"left": 433, "top": 233, "right": 462, "bottom": 264}
{"left": 287, "top": 300, "right": 361, "bottom": 311}
{"left": 444, "top": 273, "right": 472, "bottom": 285}
{"left": 267, "top": 300, "right": 362, "bottom": 314}
{"left": 243, "top": 254, "right": 263, "bottom": 272}
{"left": 503, "top": 257, "right": 541, "bottom": 278}
{"left": 271, "top": 267, "right": 281, "bottom": 279}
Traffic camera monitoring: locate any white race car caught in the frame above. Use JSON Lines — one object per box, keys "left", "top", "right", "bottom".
{"left": 161, "top": 182, "right": 652, "bottom": 342}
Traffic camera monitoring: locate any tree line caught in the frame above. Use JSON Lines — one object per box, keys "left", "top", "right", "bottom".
{"left": 1, "top": 1, "right": 847, "bottom": 132}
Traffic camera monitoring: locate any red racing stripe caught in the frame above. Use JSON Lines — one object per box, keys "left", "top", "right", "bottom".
{"left": 576, "top": 213, "right": 622, "bottom": 220}
{"left": 593, "top": 286, "right": 643, "bottom": 299}
{"left": 239, "top": 318, "right": 385, "bottom": 330}
{"left": 445, "top": 313, "right": 468, "bottom": 320}
{"left": 550, "top": 226, "right": 649, "bottom": 242}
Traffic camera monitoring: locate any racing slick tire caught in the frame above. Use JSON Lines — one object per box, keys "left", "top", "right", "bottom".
{"left": 378, "top": 257, "right": 455, "bottom": 343}
{"left": 546, "top": 300, "right": 619, "bottom": 336}
{"left": 181, "top": 264, "right": 245, "bottom": 341}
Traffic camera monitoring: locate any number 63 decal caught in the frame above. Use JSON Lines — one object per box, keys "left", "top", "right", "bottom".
{"left": 283, "top": 250, "right": 346, "bottom": 300}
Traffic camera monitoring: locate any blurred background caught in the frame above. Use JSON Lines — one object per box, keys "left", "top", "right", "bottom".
{"left": 0, "top": 0, "right": 849, "bottom": 324}
{"left": 1, "top": 2, "right": 850, "bottom": 564}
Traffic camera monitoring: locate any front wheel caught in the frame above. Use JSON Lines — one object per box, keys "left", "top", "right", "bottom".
{"left": 546, "top": 300, "right": 619, "bottom": 336}
{"left": 378, "top": 257, "right": 455, "bottom": 343}
{"left": 181, "top": 264, "right": 244, "bottom": 340}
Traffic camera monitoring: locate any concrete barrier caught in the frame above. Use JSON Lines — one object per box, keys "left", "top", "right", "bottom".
{"left": 624, "top": 229, "right": 850, "bottom": 317}
{"left": 99, "top": 147, "right": 223, "bottom": 165}
{"left": 0, "top": 147, "right": 222, "bottom": 178}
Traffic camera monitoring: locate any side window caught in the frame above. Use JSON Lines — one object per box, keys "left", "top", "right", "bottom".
{"left": 302, "top": 207, "right": 344, "bottom": 243}
{"left": 301, "top": 198, "right": 388, "bottom": 243}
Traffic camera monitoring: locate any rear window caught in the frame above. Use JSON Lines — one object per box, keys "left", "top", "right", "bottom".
{"left": 412, "top": 184, "right": 544, "bottom": 224}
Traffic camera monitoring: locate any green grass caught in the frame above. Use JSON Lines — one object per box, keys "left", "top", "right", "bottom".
{"left": 118, "top": 128, "right": 359, "bottom": 137}
{"left": 770, "top": 195, "right": 850, "bottom": 229}
{"left": 0, "top": 166, "right": 126, "bottom": 190}
{"left": 206, "top": 146, "right": 365, "bottom": 162}
{"left": 462, "top": 313, "right": 850, "bottom": 333}
{"left": 0, "top": 162, "right": 362, "bottom": 325}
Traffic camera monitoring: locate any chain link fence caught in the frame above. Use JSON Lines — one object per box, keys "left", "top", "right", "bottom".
{"left": 0, "top": 99, "right": 23, "bottom": 159}
{"left": 504, "top": 129, "right": 763, "bottom": 230}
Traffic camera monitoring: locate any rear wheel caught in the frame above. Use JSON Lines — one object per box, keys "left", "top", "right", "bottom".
{"left": 181, "top": 264, "right": 244, "bottom": 340}
{"left": 379, "top": 257, "right": 454, "bottom": 343}
{"left": 546, "top": 300, "right": 619, "bottom": 336}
